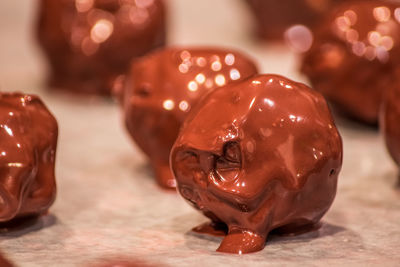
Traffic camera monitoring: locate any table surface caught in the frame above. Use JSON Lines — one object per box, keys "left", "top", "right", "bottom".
{"left": 0, "top": 1, "right": 399, "bottom": 266}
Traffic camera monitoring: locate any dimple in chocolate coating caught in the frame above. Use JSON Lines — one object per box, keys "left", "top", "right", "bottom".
{"left": 301, "top": 1, "right": 400, "bottom": 124}
{"left": 380, "top": 74, "right": 400, "bottom": 173}
{"left": 36, "top": 0, "right": 166, "bottom": 95}
{"left": 0, "top": 93, "right": 58, "bottom": 223}
{"left": 120, "top": 47, "right": 258, "bottom": 189}
{"left": 170, "top": 74, "right": 343, "bottom": 254}
{"left": 245, "top": 0, "right": 345, "bottom": 40}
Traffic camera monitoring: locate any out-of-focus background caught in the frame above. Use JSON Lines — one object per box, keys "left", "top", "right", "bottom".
{"left": 0, "top": 0, "right": 299, "bottom": 92}
{"left": 0, "top": 1, "right": 399, "bottom": 266}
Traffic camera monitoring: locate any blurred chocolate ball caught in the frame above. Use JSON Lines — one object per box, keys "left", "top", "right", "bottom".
{"left": 37, "top": 0, "right": 166, "bottom": 95}
{"left": 119, "top": 47, "right": 258, "bottom": 189}
{"left": 301, "top": 1, "right": 400, "bottom": 124}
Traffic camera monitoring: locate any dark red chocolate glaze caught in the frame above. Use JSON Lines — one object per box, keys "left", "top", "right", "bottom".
{"left": 380, "top": 72, "right": 400, "bottom": 172}
{"left": 245, "top": 0, "right": 345, "bottom": 40}
{"left": 301, "top": 1, "right": 400, "bottom": 124}
{"left": 170, "top": 74, "right": 343, "bottom": 254}
{"left": 36, "top": 0, "right": 166, "bottom": 95}
{"left": 0, "top": 93, "right": 58, "bottom": 223}
{"left": 120, "top": 47, "right": 258, "bottom": 189}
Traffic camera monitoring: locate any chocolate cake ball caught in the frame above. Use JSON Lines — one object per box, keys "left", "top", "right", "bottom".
{"left": 119, "top": 47, "right": 258, "bottom": 189}
{"left": 0, "top": 93, "right": 58, "bottom": 223}
{"left": 170, "top": 74, "right": 343, "bottom": 254}
{"left": 36, "top": 0, "right": 166, "bottom": 95}
{"left": 245, "top": 0, "right": 345, "bottom": 41}
{"left": 380, "top": 71, "right": 400, "bottom": 173}
{"left": 301, "top": 1, "right": 400, "bottom": 124}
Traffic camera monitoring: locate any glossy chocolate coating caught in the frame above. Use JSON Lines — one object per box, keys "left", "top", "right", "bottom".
{"left": 0, "top": 93, "right": 58, "bottom": 223}
{"left": 380, "top": 72, "right": 400, "bottom": 171}
{"left": 301, "top": 1, "right": 400, "bottom": 124}
{"left": 37, "top": 0, "right": 166, "bottom": 95}
{"left": 170, "top": 74, "right": 343, "bottom": 254}
{"left": 120, "top": 47, "right": 258, "bottom": 189}
{"left": 245, "top": 0, "right": 344, "bottom": 40}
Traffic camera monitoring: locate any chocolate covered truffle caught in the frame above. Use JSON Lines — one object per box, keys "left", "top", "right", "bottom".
{"left": 301, "top": 1, "right": 400, "bottom": 124}
{"left": 170, "top": 74, "right": 343, "bottom": 254}
{"left": 36, "top": 0, "right": 166, "bottom": 95}
{"left": 245, "top": 0, "right": 344, "bottom": 41}
{"left": 380, "top": 73, "right": 400, "bottom": 173}
{"left": 0, "top": 93, "right": 58, "bottom": 223}
{"left": 120, "top": 47, "right": 258, "bottom": 189}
